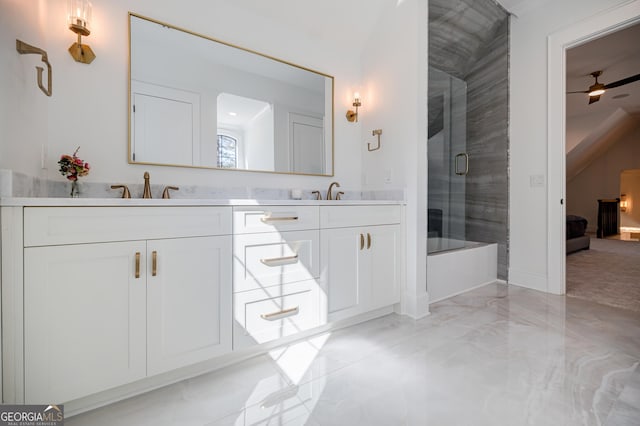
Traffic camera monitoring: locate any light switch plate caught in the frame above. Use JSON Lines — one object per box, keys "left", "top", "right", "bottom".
{"left": 529, "top": 174, "right": 545, "bottom": 187}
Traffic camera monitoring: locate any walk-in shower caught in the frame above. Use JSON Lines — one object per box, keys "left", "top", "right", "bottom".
{"left": 427, "top": 0, "right": 509, "bottom": 302}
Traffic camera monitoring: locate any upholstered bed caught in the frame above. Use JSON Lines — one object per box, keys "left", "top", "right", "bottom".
{"left": 566, "top": 215, "right": 590, "bottom": 254}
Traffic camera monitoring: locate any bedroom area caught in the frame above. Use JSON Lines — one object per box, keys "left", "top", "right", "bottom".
{"left": 564, "top": 22, "right": 640, "bottom": 313}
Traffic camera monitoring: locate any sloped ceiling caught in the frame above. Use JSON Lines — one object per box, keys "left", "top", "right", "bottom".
{"left": 565, "top": 22, "right": 640, "bottom": 174}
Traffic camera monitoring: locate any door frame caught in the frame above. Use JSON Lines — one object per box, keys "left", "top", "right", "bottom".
{"left": 547, "top": 0, "right": 640, "bottom": 295}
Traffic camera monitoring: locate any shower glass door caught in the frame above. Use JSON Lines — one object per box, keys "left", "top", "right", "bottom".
{"left": 428, "top": 67, "right": 467, "bottom": 254}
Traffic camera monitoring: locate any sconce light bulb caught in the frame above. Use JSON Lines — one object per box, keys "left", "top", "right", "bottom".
{"left": 352, "top": 92, "right": 361, "bottom": 108}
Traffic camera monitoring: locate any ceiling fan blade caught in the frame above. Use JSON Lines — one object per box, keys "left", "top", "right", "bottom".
{"left": 567, "top": 90, "right": 589, "bottom": 94}
{"left": 604, "top": 73, "right": 640, "bottom": 89}
{"left": 588, "top": 95, "right": 601, "bottom": 104}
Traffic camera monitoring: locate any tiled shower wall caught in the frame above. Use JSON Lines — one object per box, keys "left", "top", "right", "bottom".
{"left": 429, "top": 0, "right": 510, "bottom": 279}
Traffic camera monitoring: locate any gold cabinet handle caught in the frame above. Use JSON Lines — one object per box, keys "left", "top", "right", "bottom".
{"left": 260, "top": 255, "right": 299, "bottom": 267}
{"left": 360, "top": 233, "right": 365, "bottom": 250}
{"left": 152, "top": 251, "right": 157, "bottom": 276}
{"left": 260, "top": 215, "right": 299, "bottom": 223}
{"left": 367, "top": 233, "right": 372, "bottom": 249}
{"left": 135, "top": 252, "right": 141, "bottom": 279}
{"left": 260, "top": 306, "right": 299, "bottom": 321}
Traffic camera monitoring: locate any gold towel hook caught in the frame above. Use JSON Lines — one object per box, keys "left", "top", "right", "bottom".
{"left": 16, "top": 39, "right": 52, "bottom": 97}
{"left": 368, "top": 129, "right": 382, "bottom": 151}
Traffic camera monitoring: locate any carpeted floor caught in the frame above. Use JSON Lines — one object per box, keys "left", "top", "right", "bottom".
{"left": 566, "top": 236, "right": 640, "bottom": 312}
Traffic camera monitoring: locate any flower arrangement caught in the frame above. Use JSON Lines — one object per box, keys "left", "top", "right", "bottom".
{"left": 58, "top": 147, "right": 90, "bottom": 182}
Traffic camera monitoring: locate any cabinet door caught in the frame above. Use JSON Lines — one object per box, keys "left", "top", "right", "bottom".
{"left": 321, "top": 227, "right": 366, "bottom": 322}
{"left": 24, "top": 241, "right": 146, "bottom": 403}
{"left": 147, "top": 236, "right": 232, "bottom": 375}
{"left": 367, "top": 225, "right": 401, "bottom": 309}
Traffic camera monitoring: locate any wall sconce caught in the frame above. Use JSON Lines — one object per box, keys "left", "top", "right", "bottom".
{"left": 68, "top": 0, "right": 95, "bottom": 64}
{"left": 346, "top": 92, "right": 361, "bottom": 122}
{"left": 620, "top": 194, "right": 628, "bottom": 212}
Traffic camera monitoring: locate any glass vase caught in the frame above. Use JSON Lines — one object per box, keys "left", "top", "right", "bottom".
{"left": 70, "top": 180, "right": 80, "bottom": 198}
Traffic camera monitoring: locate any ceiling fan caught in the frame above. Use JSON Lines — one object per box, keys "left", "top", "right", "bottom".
{"left": 567, "top": 70, "right": 640, "bottom": 104}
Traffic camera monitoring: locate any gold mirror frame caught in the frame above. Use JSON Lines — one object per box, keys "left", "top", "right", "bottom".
{"left": 128, "top": 12, "right": 335, "bottom": 177}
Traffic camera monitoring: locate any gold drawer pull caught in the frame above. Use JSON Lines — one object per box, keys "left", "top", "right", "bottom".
{"left": 260, "top": 255, "right": 299, "bottom": 267}
{"left": 260, "top": 306, "right": 299, "bottom": 321}
{"left": 367, "top": 233, "right": 372, "bottom": 249}
{"left": 135, "top": 252, "right": 141, "bottom": 279}
{"left": 260, "top": 215, "right": 299, "bottom": 223}
{"left": 152, "top": 251, "right": 157, "bottom": 276}
{"left": 360, "top": 233, "right": 365, "bottom": 250}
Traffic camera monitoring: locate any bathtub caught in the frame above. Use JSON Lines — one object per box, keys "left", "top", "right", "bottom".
{"left": 427, "top": 238, "right": 498, "bottom": 303}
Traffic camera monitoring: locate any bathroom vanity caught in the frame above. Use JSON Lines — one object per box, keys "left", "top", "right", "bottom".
{"left": 0, "top": 198, "right": 403, "bottom": 413}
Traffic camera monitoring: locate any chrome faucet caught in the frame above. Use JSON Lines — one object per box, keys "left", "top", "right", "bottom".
{"left": 143, "top": 172, "right": 152, "bottom": 199}
{"left": 326, "top": 181, "right": 341, "bottom": 200}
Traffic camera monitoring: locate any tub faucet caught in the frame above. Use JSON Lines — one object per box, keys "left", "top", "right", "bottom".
{"left": 143, "top": 172, "right": 152, "bottom": 198}
{"left": 326, "top": 181, "right": 341, "bottom": 200}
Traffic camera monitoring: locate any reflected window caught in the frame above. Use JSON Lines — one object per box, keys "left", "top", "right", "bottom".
{"left": 217, "top": 134, "right": 237, "bottom": 168}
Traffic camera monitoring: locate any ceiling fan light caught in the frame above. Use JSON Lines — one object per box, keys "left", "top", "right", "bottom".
{"left": 588, "top": 82, "right": 605, "bottom": 97}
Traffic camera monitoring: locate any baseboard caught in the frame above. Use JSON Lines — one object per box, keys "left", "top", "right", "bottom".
{"left": 508, "top": 268, "right": 547, "bottom": 292}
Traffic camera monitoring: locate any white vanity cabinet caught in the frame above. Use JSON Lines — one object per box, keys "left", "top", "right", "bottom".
{"left": 232, "top": 206, "right": 322, "bottom": 349}
{"left": 19, "top": 206, "right": 232, "bottom": 403}
{"left": 320, "top": 205, "right": 402, "bottom": 322}
{"left": 24, "top": 240, "right": 147, "bottom": 403}
{"left": 0, "top": 199, "right": 404, "bottom": 412}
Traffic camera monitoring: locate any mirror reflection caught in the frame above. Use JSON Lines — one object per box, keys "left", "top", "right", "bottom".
{"left": 129, "top": 13, "right": 334, "bottom": 175}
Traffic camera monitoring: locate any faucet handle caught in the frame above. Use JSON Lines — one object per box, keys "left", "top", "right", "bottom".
{"left": 110, "top": 185, "right": 131, "bottom": 199}
{"left": 162, "top": 186, "right": 179, "bottom": 199}
{"left": 143, "top": 172, "right": 152, "bottom": 199}
{"left": 311, "top": 190, "right": 322, "bottom": 200}
{"left": 336, "top": 191, "right": 344, "bottom": 200}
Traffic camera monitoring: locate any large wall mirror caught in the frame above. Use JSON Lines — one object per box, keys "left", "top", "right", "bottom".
{"left": 128, "top": 13, "right": 334, "bottom": 176}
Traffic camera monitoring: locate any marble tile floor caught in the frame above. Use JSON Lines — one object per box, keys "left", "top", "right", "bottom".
{"left": 67, "top": 283, "right": 640, "bottom": 426}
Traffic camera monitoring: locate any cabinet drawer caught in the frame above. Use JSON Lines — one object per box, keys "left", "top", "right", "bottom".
{"left": 24, "top": 206, "right": 232, "bottom": 246}
{"left": 233, "top": 281, "right": 321, "bottom": 349}
{"left": 233, "top": 206, "right": 319, "bottom": 234}
{"left": 233, "top": 230, "right": 319, "bottom": 293}
{"left": 320, "top": 205, "right": 402, "bottom": 228}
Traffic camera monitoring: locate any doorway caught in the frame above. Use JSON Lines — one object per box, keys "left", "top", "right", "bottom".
{"left": 547, "top": 2, "right": 640, "bottom": 295}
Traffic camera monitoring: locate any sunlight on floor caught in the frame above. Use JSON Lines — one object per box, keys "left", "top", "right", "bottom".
{"left": 269, "top": 332, "right": 331, "bottom": 384}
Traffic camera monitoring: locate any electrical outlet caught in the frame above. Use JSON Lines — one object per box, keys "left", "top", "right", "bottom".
{"left": 384, "top": 168, "right": 393, "bottom": 184}
{"left": 40, "top": 144, "right": 48, "bottom": 169}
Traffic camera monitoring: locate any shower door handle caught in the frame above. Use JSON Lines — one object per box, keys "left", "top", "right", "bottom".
{"left": 455, "top": 153, "right": 469, "bottom": 175}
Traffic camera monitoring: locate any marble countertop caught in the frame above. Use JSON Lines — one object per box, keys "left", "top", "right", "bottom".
{"left": 0, "top": 197, "right": 405, "bottom": 207}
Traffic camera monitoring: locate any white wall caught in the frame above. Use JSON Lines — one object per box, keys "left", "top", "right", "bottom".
{"left": 567, "top": 122, "right": 640, "bottom": 232}
{"left": 0, "top": 0, "right": 364, "bottom": 191}
{"left": 0, "top": 0, "right": 50, "bottom": 179}
{"left": 360, "top": 0, "right": 429, "bottom": 318}
{"left": 509, "top": 0, "right": 634, "bottom": 291}
{"left": 245, "top": 107, "right": 275, "bottom": 171}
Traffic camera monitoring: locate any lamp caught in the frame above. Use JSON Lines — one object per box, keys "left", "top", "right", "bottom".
{"left": 346, "top": 92, "right": 361, "bottom": 122}
{"left": 67, "top": 0, "right": 95, "bottom": 64}
{"left": 620, "top": 194, "right": 628, "bottom": 212}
